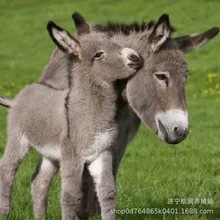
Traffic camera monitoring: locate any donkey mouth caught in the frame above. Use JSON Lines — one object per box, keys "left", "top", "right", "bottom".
{"left": 128, "top": 62, "right": 143, "bottom": 71}
{"left": 169, "top": 128, "right": 189, "bottom": 145}
{"left": 158, "top": 119, "right": 169, "bottom": 143}
{"left": 127, "top": 56, "right": 144, "bottom": 71}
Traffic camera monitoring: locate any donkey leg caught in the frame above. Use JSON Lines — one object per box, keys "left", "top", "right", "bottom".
{"left": 60, "top": 145, "right": 85, "bottom": 220}
{"left": 88, "top": 151, "right": 116, "bottom": 220}
{"left": 0, "top": 135, "right": 30, "bottom": 215}
{"left": 61, "top": 162, "right": 84, "bottom": 220}
{"left": 77, "top": 167, "right": 100, "bottom": 220}
{"left": 31, "top": 155, "right": 58, "bottom": 218}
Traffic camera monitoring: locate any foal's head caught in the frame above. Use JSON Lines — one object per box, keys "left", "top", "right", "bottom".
{"left": 47, "top": 17, "right": 142, "bottom": 85}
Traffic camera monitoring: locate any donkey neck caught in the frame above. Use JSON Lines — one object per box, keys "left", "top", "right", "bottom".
{"left": 68, "top": 69, "right": 117, "bottom": 125}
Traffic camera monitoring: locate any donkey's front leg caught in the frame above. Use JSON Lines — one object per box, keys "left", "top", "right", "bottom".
{"left": 60, "top": 145, "right": 85, "bottom": 220}
{"left": 77, "top": 167, "right": 100, "bottom": 220}
{"left": 88, "top": 151, "right": 116, "bottom": 220}
{"left": 31, "top": 155, "right": 58, "bottom": 218}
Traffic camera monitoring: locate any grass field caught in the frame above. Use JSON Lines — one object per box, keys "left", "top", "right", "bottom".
{"left": 0, "top": 0, "right": 220, "bottom": 219}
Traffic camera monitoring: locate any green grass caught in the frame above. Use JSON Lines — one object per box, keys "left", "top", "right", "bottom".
{"left": 0, "top": 0, "right": 220, "bottom": 219}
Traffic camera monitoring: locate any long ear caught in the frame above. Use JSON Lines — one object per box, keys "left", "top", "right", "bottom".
{"left": 175, "top": 27, "right": 219, "bottom": 53}
{"left": 72, "top": 12, "right": 90, "bottom": 35}
{"left": 47, "top": 21, "right": 81, "bottom": 57}
{"left": 149, "top": 14, "right": 175, "bottom": 52}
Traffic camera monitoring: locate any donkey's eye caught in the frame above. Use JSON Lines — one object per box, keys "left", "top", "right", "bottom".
{"left": 154, "top": 72, "right": 169, "bottom": 86}
{"left": 93, "top": 51, "right": 105, "bottom": 60}
{"left": 155, "top": 74, "right": 167, "bottom": 81}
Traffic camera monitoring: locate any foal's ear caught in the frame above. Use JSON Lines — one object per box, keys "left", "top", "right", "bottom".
{"left": 72, "top": 11, "right": 90, "bottom": 35}
{"left": 47, "top": 21, "right": 81, "bottom": 56}
{"left": 149, "top": 14, "right": 174, "bottom": 52}
{"left": 175, "top": 27, "right": 219, "bottom": 53}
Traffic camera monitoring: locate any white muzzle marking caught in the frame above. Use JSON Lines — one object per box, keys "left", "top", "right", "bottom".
{"left": 155, "top": 109, "right": 189, "bottom": 143}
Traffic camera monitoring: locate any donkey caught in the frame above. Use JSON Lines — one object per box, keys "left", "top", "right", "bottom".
{"left": 0, "top": 19, "right": 143, "bottom": 220}
{"left": 0, "top": 13, "right": 219, "bottom": 219}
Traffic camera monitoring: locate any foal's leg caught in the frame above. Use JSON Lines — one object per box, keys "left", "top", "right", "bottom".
{"left": 60, "top": 141, "right": 85, "bottom": 220}
{"left": 77, "top": 167, "right": 100, "bottom": 220}
{"left": 0, "top": 134, "right": 30, "bottom": 215}
{"left": 88, "top": 151, "right": 116, "bottom": 220}
{"left": 31, "top": 155, "right": 58, "bottom": 218}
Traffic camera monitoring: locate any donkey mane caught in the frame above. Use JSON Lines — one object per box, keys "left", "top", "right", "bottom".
{"left": 94, "top": 20, "right": 176, "bottom": 36}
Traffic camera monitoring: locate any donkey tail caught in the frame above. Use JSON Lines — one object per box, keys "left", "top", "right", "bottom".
{"left": 0, "top": 95, "right": 14, "bottom": 108}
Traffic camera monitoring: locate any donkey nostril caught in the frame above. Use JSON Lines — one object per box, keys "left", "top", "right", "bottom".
{"left": 128, "top": 54, "right": 140, "bottom": 63}
{"left": 173, "top": 126, "right": 188, "bottom": 138}
{"left": 173, "top": 126, "right": 180, "bottom": 136}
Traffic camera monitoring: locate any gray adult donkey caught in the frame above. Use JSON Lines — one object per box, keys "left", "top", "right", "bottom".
{"left": 0, "top": 12, "right": 219, "bottom": 220}
{"left": 0, "top": 19, "right": 143, "bottom": 220}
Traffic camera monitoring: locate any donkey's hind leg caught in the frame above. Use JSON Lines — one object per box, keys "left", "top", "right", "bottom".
{"left": 31, "top": 155, "right": 58, "bottom": 218}
{"left": 0, "top": 134, "right": 30, "bottom": 215}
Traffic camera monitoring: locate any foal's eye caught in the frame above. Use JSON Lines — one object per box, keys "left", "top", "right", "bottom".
{"left": 93, "top": 51, "right": 105, "bottom": 60}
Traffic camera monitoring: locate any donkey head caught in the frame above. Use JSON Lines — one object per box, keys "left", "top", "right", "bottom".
{"left": 126, "top": 14, "right": 219, "bottom": 144}
{"left": 47, "top": 16, "right": 142, "bottom": 84}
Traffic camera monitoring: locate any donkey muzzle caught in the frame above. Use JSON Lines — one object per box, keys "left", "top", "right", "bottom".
{"left": 155, "top": 109, "right": 189, "bottom": 145}
{"left": 121, "top": 48, "right": 143, "bottom": 70}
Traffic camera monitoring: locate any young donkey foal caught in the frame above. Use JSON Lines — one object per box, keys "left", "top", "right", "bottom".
{"left": 0, "top": 21, "right": 142, "bottom": 219}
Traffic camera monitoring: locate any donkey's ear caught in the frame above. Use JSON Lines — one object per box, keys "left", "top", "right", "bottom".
{"left": 149, "top": 14, "right": 174, "bottom": 52}
{"left": 72, "top": 12, "right": 90, "bottom": 35}
{"left": 47, "top": 21, "right": 81, "bottom": 56}
{"left": 175, "top": 27, "right": 219, "bottom": 53}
